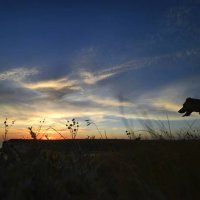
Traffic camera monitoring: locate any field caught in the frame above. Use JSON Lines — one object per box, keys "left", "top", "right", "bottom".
{"left": 0, "top": 139, "right": 200, "bottom": 200}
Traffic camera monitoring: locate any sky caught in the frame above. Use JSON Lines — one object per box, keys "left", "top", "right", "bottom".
{"left": 0, "top": 0, "right": 200, "bottom": 141}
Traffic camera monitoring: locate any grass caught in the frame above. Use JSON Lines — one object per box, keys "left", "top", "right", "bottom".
{"left": 1, "top": 139, "right": 200, "bottom": 200}
{"left": 1, "top": 116, "right": 200, "bottom": 199}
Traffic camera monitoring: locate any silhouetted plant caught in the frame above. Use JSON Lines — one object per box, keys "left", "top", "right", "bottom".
{"left": 36, "top": 118, "right": 45, "bottom": 137}
{"left": 125, "top": 130, "right": 142, "bottom": 140}
{"left": 28, "top": 126, "right": 37, "bottom": 140}
{"left": 135, "top": 134, "right": 141, "bottom": 140}
{"left": 85, "top": 119, "right": 103, "bottom": 139}
{"left": 45, "top": 134, "right": 50, "bottom": 140}
{"left": 42, "top": 126, "right": 66, "bottom": 139}
{"left": 66, "top": 118, "right": 79, "bottom": 139}
{"left": 104, "top": 130, "right": 108, "bottom": 139}
{"left": 87, "top": 135, "right": 95, "bottom": 139}
{"left": 126, "top": 130, "right": 133, "bottom": 140}
{"left": 27, "top": 119, "right": 45, "bottom": 140}
{"left": 3, "top": 118, "right": 15, "bottom": 141}
{"left": 152, "top": 113, "right": 174, "bottom": 140}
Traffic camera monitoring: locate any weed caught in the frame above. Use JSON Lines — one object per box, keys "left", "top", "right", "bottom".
{"left": 125, "top": 130, "right": 134, "bottom": 140}
{"left": 27, "top": 119, "right": 45, "bottom": 140}
{"left": 45, "top": 134, "right": 50, "bottom": 140}
{"left": 27, "top": 126, "right": 37, "bottom": 140}
{"left": 66, "top": 118, "right": 79, "bottom": 139}
{"left": 43, "top": 126, "right": 66, "bottom": 139}
{"left": 2, "top": 118, "right": 15, "bottom": 141}
{"left": 85, "top": 119, "right": 103, "bottom": 139}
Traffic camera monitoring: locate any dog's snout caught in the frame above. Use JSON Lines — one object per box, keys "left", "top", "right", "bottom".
{"left": 178, "top": 107, "right": 185, "bottom": 113}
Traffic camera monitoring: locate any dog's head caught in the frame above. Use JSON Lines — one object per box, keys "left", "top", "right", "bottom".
{"left": 178, "top": 98, "right": 193, "bottom": 116}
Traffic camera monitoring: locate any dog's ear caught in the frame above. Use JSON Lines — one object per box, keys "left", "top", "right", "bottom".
{"left": 186, "top": 97, "right": 192, "bottom": 102}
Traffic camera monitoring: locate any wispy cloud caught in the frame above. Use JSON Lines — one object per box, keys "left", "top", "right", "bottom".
{"left": 22, "top": 77, "right": 82, "bottom": 101}
{"left": 80, "top": 49, "right": 200, "bottom": 84}
{"left": 80, "top": 70, "right": 115, "bottom": 84}
{"left": 0, "top": 51, "right": 199, "bottom": 140}
{"left": 79, "top": 48, "right": 200, "bottom": 85}
{"left": 79, "top": 58, "right": 154, "bottom": 84}
{"left": 166, "top": 5, "right": 191, "bottom": 30}
{"left": 0, "top": 67, "right": 39, "bottom": 82}
{"left": 0, "top": 80, "right": 39, "bottom": 105}
{"left": 88, "top": 95, "right": 134, "bottom": 107}
{"left": 151, "top": 99, "right": 181, "bottom": 113}
{"left": 133, "top": 75, "right": 200, "bottom": 119}
{"left": 24, "top": 77, "right": 80, "bottom": 90}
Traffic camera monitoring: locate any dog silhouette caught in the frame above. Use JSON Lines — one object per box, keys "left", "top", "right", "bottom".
{"left": 178, "top": 97, "right": 200, "bottom": 117}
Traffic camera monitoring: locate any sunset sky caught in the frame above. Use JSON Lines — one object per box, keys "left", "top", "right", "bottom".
{"left": 0, "top": 0, "right": 200, "bottom": 141}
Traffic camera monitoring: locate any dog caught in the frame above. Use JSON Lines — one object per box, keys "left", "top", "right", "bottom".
{"left": 178, "top": 97, "right": 200, "bottom": 117}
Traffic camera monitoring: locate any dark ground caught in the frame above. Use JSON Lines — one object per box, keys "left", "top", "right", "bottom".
{"left": 0, "top": 139, "right": 200, "bottom": 200}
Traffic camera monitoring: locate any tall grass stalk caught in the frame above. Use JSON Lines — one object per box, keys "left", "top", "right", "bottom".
{"left": 85, "top": 120, "right": 103, "bottom": 139}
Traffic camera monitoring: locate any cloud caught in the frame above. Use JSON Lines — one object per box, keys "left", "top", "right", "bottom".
{"left": 22, "top": 77, "right": 82, "bottom": 101}
{"left": 146, "top": 3, "right": 200, "bottom": 53}
{"left": 87, "top": 95, "right": 134, "bottom": 107}
{"left": 23, "top": 77, "right": 79, "bottom": 90}
{"left": 80, "top": 70, "right": 115, "bottom": 84}
{"left": 151, "top": 99, "right": 181, "bottom": 113}
{"left": 79, "top": 58, "right": 154, "bottom": 84}
{"left": 0, "top": 49, "right": 199, "bottom": 140}
{"left": 70, "top": 47, "right": 97, "bottom": 70}
{"left": 35, "top": 86, "right": 80, "bottom": 100}
{"left": 129, "top": 75, "right": 200, "bottom": 119}
{"left": 157, "top": 75, "right": 200, "bottom": 101}
{"left": 166, "top": 3, "right": 200, "bottom": 36}
{"left": 79, "top": 47, "right": 200, "bottom": 85}
{"left": 1, "top": 74, "right": 197, "bottom": 141}
{"left": 167, "top": 6, "right": 191, "bottom": 30}
{"left": 0, "top": 80, "right": 39, "bottom": 105}
{"left": 0, "top": 67, "right": 39, "bottom": 82}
